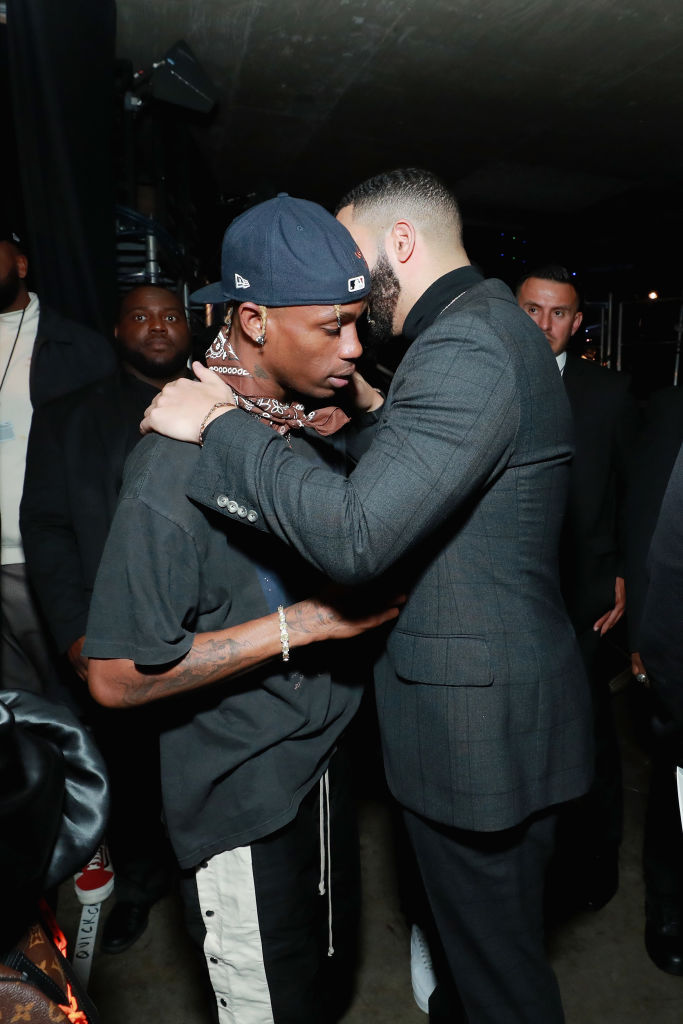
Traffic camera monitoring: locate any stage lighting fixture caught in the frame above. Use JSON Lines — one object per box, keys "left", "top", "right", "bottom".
{"left": 133, "top": 39, "right": 217, "bottom": 114}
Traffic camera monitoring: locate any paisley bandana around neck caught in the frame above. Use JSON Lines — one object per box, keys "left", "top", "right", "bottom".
{"left": 205, "top": 326, "right": 350, "bottom": 438}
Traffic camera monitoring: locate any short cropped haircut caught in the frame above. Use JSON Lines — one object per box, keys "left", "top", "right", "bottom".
{"left": 335, "top": 168, "right": 462, "bottom": 247}
{"left": 516, "top": 264, "right": 582, "bottom": 309}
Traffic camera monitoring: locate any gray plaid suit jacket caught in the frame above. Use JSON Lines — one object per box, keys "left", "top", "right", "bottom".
{"left": 189, "top": 277, "right": 594, "bottom": 832}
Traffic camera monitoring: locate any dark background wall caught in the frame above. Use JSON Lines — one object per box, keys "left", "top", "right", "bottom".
{"left": 4, "top": 0, "right": 683, "bottom": 385}
{"left": 4, "top": 0, "right": 117, "bottom": 332}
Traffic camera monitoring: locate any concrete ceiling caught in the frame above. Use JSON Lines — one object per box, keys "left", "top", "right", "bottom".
{"left": 114, "top": 0, "right": 683, "bottom": 284}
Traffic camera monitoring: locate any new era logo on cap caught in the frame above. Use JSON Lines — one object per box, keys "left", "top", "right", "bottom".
{"left": 348, "top": 275, "right": 365, "bottom": 293}
{"left": 235, "top": 273, "right": 250, "bottom": 289}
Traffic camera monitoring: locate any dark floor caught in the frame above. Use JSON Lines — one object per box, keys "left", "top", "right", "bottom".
{"left": 57, "top": 678, "right": 683, "bottom": 1023}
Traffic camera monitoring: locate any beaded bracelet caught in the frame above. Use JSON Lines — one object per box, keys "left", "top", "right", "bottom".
{"left": 198, "top": 401, "right": 234, "bottom": 446}
{"left": 277, "top": 605, "right": 290, "bottom": 662}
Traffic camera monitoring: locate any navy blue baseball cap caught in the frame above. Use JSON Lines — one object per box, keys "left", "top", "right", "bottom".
{"left": 190, "top": 193, "right": 370, "bottom": 306}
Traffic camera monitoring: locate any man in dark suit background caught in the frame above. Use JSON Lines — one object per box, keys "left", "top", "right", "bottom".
{"left": 626, "top": 387, "right": 683, "bottom": 973}
{"left": 639, "top": 439, "right": 683, "bottom": 717}
{"left": 20, "top": 284, "right": 191, "bottom": 954}
{"left": 517, "top": 266, "right": 638, "bottom": 915}
{"left": 141, "top": 170, "right": 594, "bottom": 1023}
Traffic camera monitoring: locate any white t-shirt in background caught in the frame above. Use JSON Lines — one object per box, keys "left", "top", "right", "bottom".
{"left": 0, "top": 292, "right": 40, "bottom": 564}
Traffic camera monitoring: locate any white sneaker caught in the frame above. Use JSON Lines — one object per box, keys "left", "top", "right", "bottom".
{"left": 73, "top": 841, "right": 115, "bottom": 905}
{"left": 410, "top": 923, "right": 437, "bottom": 1014}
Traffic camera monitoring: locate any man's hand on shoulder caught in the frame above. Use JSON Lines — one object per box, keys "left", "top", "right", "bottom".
{"left": 140, "top": 361, "right": 236, "bottom": 442}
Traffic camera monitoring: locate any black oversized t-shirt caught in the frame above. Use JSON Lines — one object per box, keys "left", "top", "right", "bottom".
{"left": 84, "top": 429, "right": 369, "bottom": 869}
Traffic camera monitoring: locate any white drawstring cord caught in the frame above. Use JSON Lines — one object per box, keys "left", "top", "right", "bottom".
{"left": 317, "top": 770, "right": 334, "bottom": 956}
{"left": 318, "top": 775, "right": 326, "bottom": 895}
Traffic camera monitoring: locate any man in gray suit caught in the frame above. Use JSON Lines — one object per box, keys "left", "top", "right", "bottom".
{"left": 142, "top": 170, "right": 593, "bottom": 1023}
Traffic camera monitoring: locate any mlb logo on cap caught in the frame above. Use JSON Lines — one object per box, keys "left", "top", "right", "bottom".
{"left": 348, "top": 276, "right": 365, "bottom": 293}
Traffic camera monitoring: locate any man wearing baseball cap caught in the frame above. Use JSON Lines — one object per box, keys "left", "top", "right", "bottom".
{"left": 84, "top": 195, "right": 401, "bottom": 1023}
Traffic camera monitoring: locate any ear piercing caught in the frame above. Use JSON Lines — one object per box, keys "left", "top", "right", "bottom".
{"left": 256, "top": 305, "right": 268, "bottom": 345}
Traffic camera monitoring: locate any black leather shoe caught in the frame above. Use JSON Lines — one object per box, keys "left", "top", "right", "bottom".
{"left": 101, "top": 901, "right": 149, "bottom": 954}
{"left": 546, "top": 841, "right": 620, "bottom": 922}
{"left": 645, "top": 921, "right": 683, "bottom": 976}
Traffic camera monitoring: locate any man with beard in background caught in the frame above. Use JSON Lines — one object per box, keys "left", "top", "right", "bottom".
{"left": 0, "top": 224, "right": 115, "bottom": 699}
{"left": 20, "top": 285, "right": 191, "bottom": 953}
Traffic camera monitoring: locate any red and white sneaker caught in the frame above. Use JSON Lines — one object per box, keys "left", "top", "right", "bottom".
{"left": 73, "top": 842, "right": 115, "bottom": 905}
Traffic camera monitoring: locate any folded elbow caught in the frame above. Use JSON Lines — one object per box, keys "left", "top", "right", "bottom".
{"left": 87, "top": 661, "right": 126, "bottom": 709}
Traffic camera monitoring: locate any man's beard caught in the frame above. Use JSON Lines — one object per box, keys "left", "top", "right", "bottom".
{"left": 0, "top": 266, "right": 22, "bottom": 312}
{"left": 120, "top": 344, "right": 190, "bottom": 381}
{"left": 367, "top": 247, "right": 401, "bottom": 342}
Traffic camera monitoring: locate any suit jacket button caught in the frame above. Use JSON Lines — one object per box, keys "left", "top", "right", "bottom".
{"left": 237, "top": 505, "right": 248, "bottom": 518}
{"left": 227, "top": 500, "right": 238, "bottom": 514}
{"left": 247, "top": 510, "right": 258, "bottom": 523}
{"left": 216, "top": 494, "right": 229, "bottom": 508}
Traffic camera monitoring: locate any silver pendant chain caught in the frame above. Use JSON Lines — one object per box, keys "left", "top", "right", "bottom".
{"left": 0, "top": 306, "right": 27, "bottom": 393}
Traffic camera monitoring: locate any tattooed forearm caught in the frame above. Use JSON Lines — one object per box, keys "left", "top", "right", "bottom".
{"left": 89, "top": 614, "right": 285, "bottom": 708}
{"left": 117, "top": 636, "right": 260, "bottom": 707}
{"left": 89, "top": 593, "right": 401, "bottom": 709}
